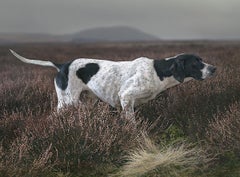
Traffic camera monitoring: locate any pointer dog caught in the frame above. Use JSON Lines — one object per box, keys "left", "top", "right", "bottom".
{"left": 10, "top": 50, "right": 216, "bottom": 118}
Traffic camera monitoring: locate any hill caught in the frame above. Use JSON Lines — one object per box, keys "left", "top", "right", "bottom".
{"left": 70, "top": 26, "right": 159, "bottom": 42}
{"left": 0, "top": 26, "right": 159, "bottom": 44}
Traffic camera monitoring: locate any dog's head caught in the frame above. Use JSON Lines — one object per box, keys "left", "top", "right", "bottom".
{"left": 170, "top": 54, "right": 216, "bottom": 83}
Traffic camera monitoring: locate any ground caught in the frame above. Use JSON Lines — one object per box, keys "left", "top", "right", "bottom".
{"left": 0, "top": 41, "right": 240, "bottom": 176}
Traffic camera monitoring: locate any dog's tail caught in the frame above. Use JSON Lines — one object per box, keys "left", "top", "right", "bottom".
{"left": 9, "top": 49, "right": 60, "bottom": 71}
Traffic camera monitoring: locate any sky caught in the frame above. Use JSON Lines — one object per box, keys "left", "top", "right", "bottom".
{"left": 1, "top": 0, "right": 240, "bottom": 40}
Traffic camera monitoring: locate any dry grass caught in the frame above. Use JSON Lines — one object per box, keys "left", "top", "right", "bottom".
{"left": 115, "top": 135, "right": 211, "bottom": 177}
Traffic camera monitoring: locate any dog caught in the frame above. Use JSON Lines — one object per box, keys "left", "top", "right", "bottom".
{"left": 10, "top": 49, "right": 216, "bottom": 119}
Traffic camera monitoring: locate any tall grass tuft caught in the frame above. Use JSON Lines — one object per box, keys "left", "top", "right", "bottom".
{"left": 115, "top": 135, "right": 212, "bottom": 177}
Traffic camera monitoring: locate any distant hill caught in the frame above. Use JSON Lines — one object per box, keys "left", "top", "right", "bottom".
{"left": 0, "top": 26, "right": 159, "bottom": 44}
{"left": 70, "top": 26, "right": 159, "bottom": 42}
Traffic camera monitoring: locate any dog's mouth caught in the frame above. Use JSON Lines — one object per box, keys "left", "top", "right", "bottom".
{"left": 209, "top": 66, "right": 217, "bottom": 75}
{"left": 201, "top": 65, "right": 216, "bottom": 80}
{"left": 207, "top": 66, "right": 217, "bottom": 78}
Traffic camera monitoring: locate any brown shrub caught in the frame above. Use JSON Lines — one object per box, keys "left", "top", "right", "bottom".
{"left": 206, "top": 102, "right": 240, "bottom": 156}
{"left": 0, "top": 69, "right": 55, "bottom": 117}
{"left": 0, "top": 102, "right": 150, "bottom": 175}
{"left": 0, "top": 133, "right": 54, "bottom": 177}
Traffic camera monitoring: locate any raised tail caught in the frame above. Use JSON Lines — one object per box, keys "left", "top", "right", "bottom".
{"left": 9, "top": 49, "right": 60, "bottom": 71}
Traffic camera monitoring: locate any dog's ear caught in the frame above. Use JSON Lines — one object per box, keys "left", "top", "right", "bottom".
{"left": 170, "top": 59, "right": 185, "bottom": 83}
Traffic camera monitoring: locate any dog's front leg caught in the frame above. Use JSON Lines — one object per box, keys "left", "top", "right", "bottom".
{"left": 119, "top": 96, "right": 136, "bottom": 123}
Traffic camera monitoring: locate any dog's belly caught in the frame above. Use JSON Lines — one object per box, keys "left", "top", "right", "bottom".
{"left": 86, "top": 81, "right": 121, "bottom": 107}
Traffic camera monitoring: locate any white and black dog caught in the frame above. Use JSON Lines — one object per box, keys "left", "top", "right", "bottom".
{"left": 10, "top": 50, "right": 216, "bottom": 118}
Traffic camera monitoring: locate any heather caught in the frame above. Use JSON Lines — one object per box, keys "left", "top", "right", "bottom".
{"left": 0, "top": 41, "right": 240, "bottom": 176}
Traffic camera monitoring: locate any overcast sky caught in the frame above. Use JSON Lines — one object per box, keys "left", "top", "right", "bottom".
{"left": 1, "top": 0, "right": 240, "bottom": 39}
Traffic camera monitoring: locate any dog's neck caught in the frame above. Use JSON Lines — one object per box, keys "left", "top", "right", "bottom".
{"left": 160, "top": 76, "right": 193, "bottom": 91}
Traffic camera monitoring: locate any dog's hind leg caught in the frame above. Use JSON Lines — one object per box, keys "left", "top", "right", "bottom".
{"left": 54, "top": 79, "right": 66, "bottom": 112}
{"left": 54, "top": 79, "right": 82, "bottom": 112}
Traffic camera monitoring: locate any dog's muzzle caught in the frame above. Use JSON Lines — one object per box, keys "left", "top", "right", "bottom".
{"left": 201, "top": 64, "right": 216, "bottom": 79}
{"left": 208, "top": 65, "right": 216, "bottom": 76}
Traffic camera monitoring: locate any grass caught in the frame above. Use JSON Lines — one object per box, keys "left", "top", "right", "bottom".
{"left": 0, "top": 41, "right": 240, "bottom": 176}
{"left": 114, "top": 135, "right": 212, "bottom": 177}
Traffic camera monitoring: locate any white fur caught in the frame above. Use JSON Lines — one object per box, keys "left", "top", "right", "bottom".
{"left": 164, "top": 53, "right": 185, "bottom": 61}
{"left": 10, "top": 49, "right": 60, "bottom": 71}
{"left": 201, "top": 62, "right": 211, "bottom": 79}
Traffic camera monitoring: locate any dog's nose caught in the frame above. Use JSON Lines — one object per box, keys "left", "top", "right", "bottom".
{"left": 209, "top": 66, "right": 216, "bottom": 73}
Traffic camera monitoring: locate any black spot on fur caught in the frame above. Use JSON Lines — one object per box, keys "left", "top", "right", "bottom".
{"left": 154, "top": 54, "right": 206, "bottom": 82}
{"left": 153, "top": 59, "right": 174, "bottom": 81}
{"left": 76, "top": 63, "right": 100, "bottom": 84}
{"left": 177, "top": 54, "right": 204, "bottom": 81}
{"left": 55, "top": 61, "right": 72, "bottom": 90}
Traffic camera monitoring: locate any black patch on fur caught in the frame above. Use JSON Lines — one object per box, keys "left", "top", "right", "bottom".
{"left": 177, "top": 54, "right": 204, "bottom": 81}
{"left": 153, "top": 59, "right": 174, "bottom": 81}
{"left": 76, "top": 63, "right": 100, "bottom": 84}
{"left": 154, "top": 54, "right": 206, "bottom": 82}
{"left": 55, "top": 61, "right": 72, "bottom": 90}
{"left": 170, "top": 58, "right": 185, "bottom": 83}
